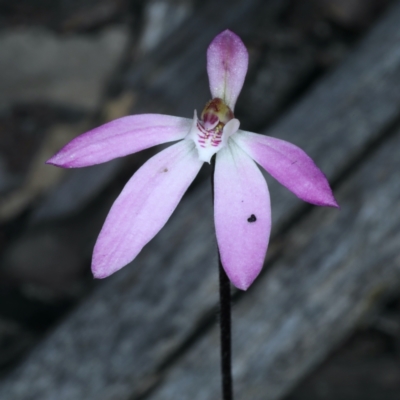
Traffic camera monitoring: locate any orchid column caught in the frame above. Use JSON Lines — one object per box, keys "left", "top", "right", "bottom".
{"left": 47, "top": 30, "right": 337, "bottom": 400}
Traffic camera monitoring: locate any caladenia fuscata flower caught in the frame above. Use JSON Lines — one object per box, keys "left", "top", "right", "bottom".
{"left": 47, "top": 30, "right": 338, "bottom": 291}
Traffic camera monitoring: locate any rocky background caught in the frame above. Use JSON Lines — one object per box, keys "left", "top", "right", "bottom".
{"left": 0, "top": 0, "right": 399, "bottom": 399}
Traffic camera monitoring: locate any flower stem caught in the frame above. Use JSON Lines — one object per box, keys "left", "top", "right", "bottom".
{"left": 218, "top": 255, "right": 233, "bottom": 400}
{"left": 211, "top": 156, "right": 234, "bottom": 400}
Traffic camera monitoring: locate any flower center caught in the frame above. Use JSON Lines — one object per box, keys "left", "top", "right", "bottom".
{"left": 187, "top": 98, "right": 240, "bottom": 163}
{"left": 201, "top": 98, "right": 234, "bottom": 128}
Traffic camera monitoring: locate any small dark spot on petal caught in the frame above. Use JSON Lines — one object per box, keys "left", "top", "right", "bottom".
{"left": 247, "top": 214, "right": 256, "bottom": 223}
{"left": 163, "top": 168, "right": 168, "bottom": 172}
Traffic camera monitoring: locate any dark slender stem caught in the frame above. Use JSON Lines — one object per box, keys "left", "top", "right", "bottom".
{"left": 211, "top": 156, "right": 233, "bottom": 400}
{"left": 218, "top": 256, "right": 233, "bottom": 400}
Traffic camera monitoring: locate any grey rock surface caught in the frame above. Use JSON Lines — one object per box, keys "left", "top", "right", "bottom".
{"left": 0, "top": 26, "right": 129, "bottom": 110}
{"left": 139, "top": 0, "right": 194, "bottom": 53}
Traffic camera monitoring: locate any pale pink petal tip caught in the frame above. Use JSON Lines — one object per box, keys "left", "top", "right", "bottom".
{"left": 45, "top": 155, "right": 63, "bottom": 167}
{"left": 46, "top": 152, "right": 75, "bottom": 168}
{"left": 92, "top": 269, "right": 109, "bottom": 279}
{"left": 207, "top": 29, "right": 249, "bottom": 110}
{"left": 234, "top": 132, "right": 339, "bottom": 209}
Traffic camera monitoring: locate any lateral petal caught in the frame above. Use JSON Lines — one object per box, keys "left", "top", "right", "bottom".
{"left": 214, "top": 141, "right": 271, "bottom": 290}
{"left": 46, "top": 114, "right": 192, "bottom": 168}
{"left": 92, "top": 140, "right": 203, "bottom": 278}
{"left": 234, "top": 131, "right": 339, "bottom": 207}
{"left": 207, "top": 30, "right": 248, "bottom": 110}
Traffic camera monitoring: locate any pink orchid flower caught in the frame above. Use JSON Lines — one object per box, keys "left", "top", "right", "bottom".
{"left": 47, "top": 30, "right": 338, "bottom": 290}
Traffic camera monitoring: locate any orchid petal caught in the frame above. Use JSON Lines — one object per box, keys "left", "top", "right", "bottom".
{"left": 223, "top": 118, "right": 240, "bottom": 140}
{"left": 214, "top": 141, "right": 271, "bottom": 290}
{"left": 92, "top": 140, "right": 203, "bottom": 278}
{"left": 46, "top": 114, "right": 192, "bottom": 168}
{"left": 234, "top": 131, "right": 338, "bottom": 207}
{"left": 207, "top": 30, "right": 248, "bottom": 110}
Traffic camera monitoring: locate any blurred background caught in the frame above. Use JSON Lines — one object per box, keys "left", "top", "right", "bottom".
{"left": 1, "top": 0, "right": 400, "bottom": 399}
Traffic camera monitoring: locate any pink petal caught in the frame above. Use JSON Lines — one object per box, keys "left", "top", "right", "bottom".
{"left": 46, "top": 114, "right": 192, "bottom": 168}
{"left": 234, "top": 131, "right": 339, "bottom": 208}
{"left": 92, "top": 140, "right": 203, "bottom": 278}
{"left": 207, "top": 30, "right": 248, "bottom": 110}
{"left": 214, "top": 142, "right": 271, "bottom": 290}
